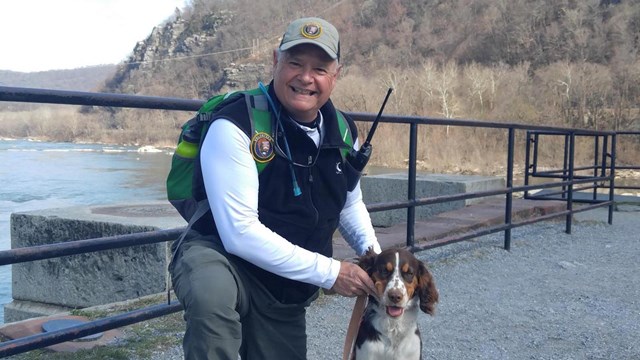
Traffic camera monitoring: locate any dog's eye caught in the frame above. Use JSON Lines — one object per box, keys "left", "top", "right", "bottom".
{"left": 403, "top": 271, "right": 414, "bottom": 281}
{"left": 379, "top": 267, "right": 390, "bottom": 277}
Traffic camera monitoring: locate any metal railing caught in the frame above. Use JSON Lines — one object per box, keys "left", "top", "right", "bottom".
{"left": 523, "top": 130, "right": 617, "bottom": 225}
{"left": 0, "top": 85, "right": 621, "bottom": 356}
{"left": 611, "top": 131, "right": 640, "bottom": 193}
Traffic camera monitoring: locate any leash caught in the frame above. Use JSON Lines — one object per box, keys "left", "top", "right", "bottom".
{"left": 342, "top": 295, "right": 368, "bottom": 360}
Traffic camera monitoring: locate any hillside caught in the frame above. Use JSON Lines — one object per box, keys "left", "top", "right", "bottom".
{"left": 0, "top": 65, "right": 116, "bottom": 91}
{"left": 0, "top": 0, "right": 638, "bottom": 171}
{"left": 103, "top": 0, "right": 640, "bottom": 98}
{"left": 0, "top": 65, "right": 117, "bottom": 111}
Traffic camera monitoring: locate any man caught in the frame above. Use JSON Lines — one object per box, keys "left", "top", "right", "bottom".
{"left": 170, "top": 17, "right": 381, "bottom": 359}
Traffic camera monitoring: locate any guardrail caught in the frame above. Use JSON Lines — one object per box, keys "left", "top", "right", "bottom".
{"left": 610, "top": 131, "right": 640, "bottom": 194}
{"left": 0, "top": 85, "right": 620, "bottom": 356}
{"left": 525, "top": 130, "right": 639, "bottom": 203}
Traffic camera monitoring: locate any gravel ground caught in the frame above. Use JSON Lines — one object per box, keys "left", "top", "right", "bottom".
{"left": 306, "top": 206, "right": 640, "bottom": 360}
{"left": 145, "top": 205, "right": 640, "bottom": 359}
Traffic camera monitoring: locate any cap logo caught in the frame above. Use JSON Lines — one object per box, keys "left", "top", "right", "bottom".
{"left": 301, "top": 22, "right": 322, "bottom": 39}
{"left": 250, "top": 132, "right": 275, "bottom": 163}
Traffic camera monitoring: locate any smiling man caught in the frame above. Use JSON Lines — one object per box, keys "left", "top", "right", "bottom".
{"left": 169, "top": 17, "right": 381, "bottom": 359}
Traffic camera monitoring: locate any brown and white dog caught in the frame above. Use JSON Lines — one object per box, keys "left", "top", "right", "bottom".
{"left": 352, "top": 248, "right": 438, "bottom": 360}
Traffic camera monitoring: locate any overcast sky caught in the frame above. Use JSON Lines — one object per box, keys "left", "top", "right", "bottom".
{"left": 0, "top": 0, "right": 186, "bottom": 73}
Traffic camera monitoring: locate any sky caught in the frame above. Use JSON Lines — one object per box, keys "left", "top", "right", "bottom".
{"left": 0, "top": 0, "right": 187, "bottom": 73}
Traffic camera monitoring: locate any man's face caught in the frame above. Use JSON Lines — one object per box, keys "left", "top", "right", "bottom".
{"left": 273, "top": 44, "right": 341, "bottom": 123}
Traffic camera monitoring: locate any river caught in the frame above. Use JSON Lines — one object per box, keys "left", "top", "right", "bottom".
{"left": 0, "top": 139, "right": 172, "bottom": 324}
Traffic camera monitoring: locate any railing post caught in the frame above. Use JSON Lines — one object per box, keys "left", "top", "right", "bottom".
{"left": 565, "top": 131, "right": 575, "bottom": 234}
{"left": 608, "top": 134, "right": 616, "bottom": 224}
{"left": 601, "top": 135, "right": 609, "bottom": 180}
{"left": 406, "top": 122, "right": 418, "bottom": 247}
{"left": 524, "top": 131, "right": 532, "bottom": 199}
{"left": 504, "top": 128, "right": 515, "bottom": 250}
{"left": 593, "top": 135, "right": 600, "bottom": 201}
{"left": 533, "top": 133, "right": 540, "bottom": 174}
{"left": 562, "top": 133, "right": 570, "bottom": 200}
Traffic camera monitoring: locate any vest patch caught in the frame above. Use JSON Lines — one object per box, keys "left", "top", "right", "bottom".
{"left": 251, "top": 132, "right": 275, "bottom": 163}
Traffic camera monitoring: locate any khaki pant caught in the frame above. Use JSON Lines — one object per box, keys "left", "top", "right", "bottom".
{"left": 169, "top": 235, "right": 317, "bottom": 360}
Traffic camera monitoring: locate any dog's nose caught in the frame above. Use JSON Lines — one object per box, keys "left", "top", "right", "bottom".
{"left": 387, "top": 289, "right": 402, "bottom": 304}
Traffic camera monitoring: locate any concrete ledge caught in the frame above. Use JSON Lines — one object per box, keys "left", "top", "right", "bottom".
{"left": 3, "top": 300, "right": 73, "bottom": 324}
{"left": 360, "top": 173, "right": 505, "bottom": 227}
{"left": 8, "top": 202, "right": 185, "bottom": 323}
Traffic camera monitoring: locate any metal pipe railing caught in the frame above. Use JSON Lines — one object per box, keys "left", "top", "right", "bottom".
{"left": 0, "top": 85, "right": 203, "bottom": 111}
{"left": 0, "top": 228, "right": 184, "bottom": 266}
{"left": 0, "top": 85, "right": 625, "bottom": 356}
{"left": 0, "top": 302, "right": 183, "bottom": 357}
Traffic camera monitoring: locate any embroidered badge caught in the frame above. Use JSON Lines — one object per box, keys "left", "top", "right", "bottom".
{"left": 301, "top": 22, "right": 322, "bottom": 39}
{"left": 251, "top": 132, "right": 275, "bottom": 163}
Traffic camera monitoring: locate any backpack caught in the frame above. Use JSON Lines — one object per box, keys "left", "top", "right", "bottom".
{"left": 166, "top": 86, "right": 354, "bottom": 266}
{"left": 166, "top": 88, "right": 271, "bottom": 223}
{"left": 166, "top": 84, "right": 353, "bottom": 276}
{"left": 166, "top": 84, "right": 354, "bottom": 305}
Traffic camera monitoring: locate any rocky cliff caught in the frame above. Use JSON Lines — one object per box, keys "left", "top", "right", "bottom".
{"left": 104, "top": 9, "right": 269, "bottom": 98}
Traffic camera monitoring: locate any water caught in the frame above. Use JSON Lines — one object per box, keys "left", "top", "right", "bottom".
{"left": 0, "top": 139, "right": 172, "bottom": 324}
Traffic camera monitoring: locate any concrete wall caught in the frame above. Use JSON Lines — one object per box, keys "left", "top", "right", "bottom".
{"left": 5, "top": 202, "right": 186, "bottom": 323}
{"left": 361, "top": 173, "right": 505, "bottom": 227}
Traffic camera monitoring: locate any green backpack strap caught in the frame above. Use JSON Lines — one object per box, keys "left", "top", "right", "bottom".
{"left": 198, "top": 91, "right": 239, "bottom": 115}
{"left": 244, "top": 88, "right": 272, "bottom": 173}
{"left": 336, "top": 111, "right": 354, "bottom": 160}
{"left": 196, "top": 88, "right": 273, "bottom": 174}
{"left": 245, "top": 94, "right": 353, "bottom": 168}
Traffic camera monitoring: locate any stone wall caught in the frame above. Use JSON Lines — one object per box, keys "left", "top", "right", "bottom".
{"left": 5, "top": 202, "right": 185, "bottom": 323}
{"left": 361, "top": 173, "right": 505, "bottom": 227}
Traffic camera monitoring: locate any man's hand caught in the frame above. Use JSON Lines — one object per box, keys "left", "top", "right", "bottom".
{"left": 329, "top": 261, "right": 377, "bottom": 298}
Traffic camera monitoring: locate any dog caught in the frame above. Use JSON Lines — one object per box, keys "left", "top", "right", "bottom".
{"left": 352, "top": 247, "right": 438, "bottom": 360}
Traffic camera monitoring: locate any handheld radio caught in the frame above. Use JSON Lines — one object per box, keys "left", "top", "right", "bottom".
{"left": 345, "top": 87, "right": 393, "bottom": 190}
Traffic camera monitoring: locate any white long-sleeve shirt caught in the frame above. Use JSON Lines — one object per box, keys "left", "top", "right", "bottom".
{"left": 200, "top": 117, "right": 381, "bottom": 290}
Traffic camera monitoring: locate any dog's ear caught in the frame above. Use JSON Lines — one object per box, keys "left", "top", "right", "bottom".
{"left": 357, "top": 246, "right": 377, "bottom": 276}
{"left": 417, "top": 261, "right": 439, "bottom": 315}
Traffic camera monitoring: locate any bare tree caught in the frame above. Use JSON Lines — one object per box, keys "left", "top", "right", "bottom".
{"left": 464, "top": 62, "right": 491, "bottom": 114}
{"left": 377, "top": 66, "right": 412, "bottom": 114}
{"left": 437, "top": 62, "right": 460, "bottom": 121}
{"left": 416, "top": 60, "right": 438, "bottom": 116}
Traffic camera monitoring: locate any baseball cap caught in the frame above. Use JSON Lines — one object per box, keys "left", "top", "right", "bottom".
{"left": 279, "top": 17, "right": 340, "bottom": 61}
